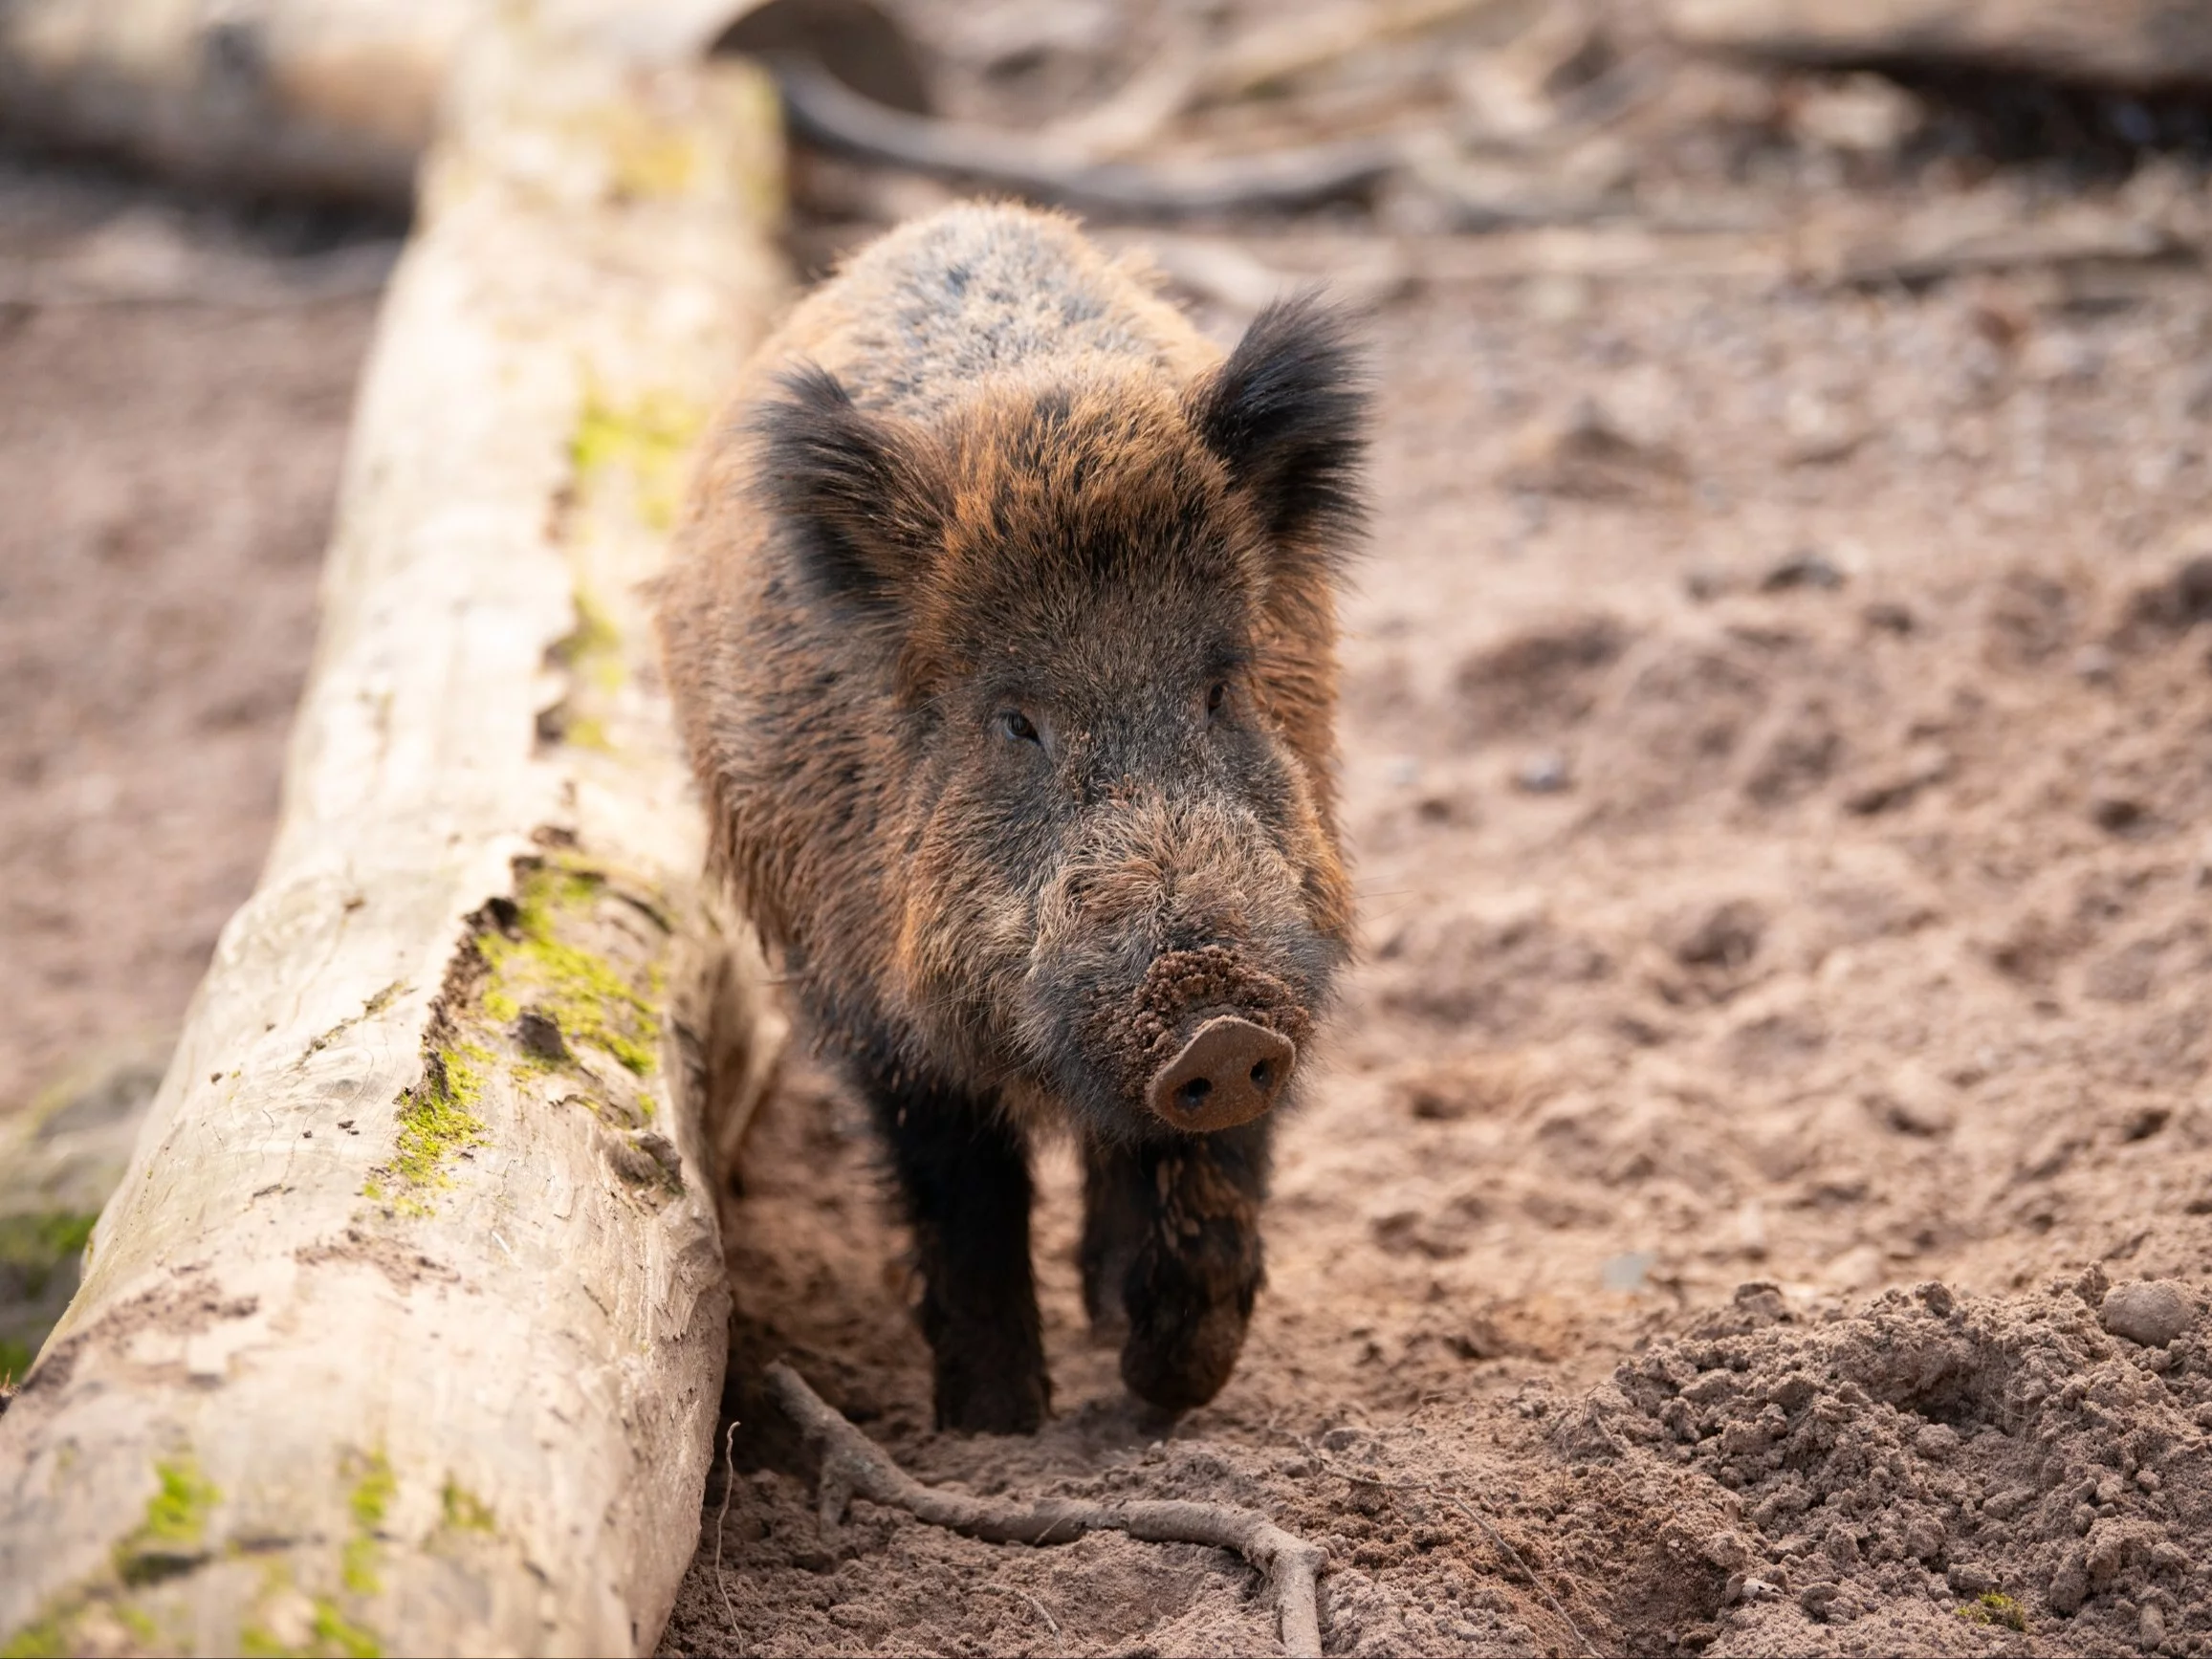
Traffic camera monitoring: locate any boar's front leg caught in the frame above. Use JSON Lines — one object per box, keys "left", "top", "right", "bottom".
{"left": 869, "top": 1077, "right": 1050, "bottom": 1433}
{"left": 1082, "top": 1123, "right": 1269, "bottom": 1413}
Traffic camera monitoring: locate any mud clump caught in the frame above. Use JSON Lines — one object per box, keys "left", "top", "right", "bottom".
{"left": 1575, "top": 1279, "right": 2212, "bottom": 1655}
{"left": 2104, "top": 1281, "right": 2202, "bottom": 1350}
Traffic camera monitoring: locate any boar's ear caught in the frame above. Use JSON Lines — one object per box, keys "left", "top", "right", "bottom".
{"left": 754, "top": 364, "right": 942, "bottom": 617}
{"left": 1187, "top": 293, "right": 1369, "bottom": 567}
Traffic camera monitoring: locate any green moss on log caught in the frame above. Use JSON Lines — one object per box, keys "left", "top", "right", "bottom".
{"left": 440, "top": 1478, "right": 496, "bottom": 1535}
{"left": 544, "top": 587, "right": 624, "bottom": 697}
{"left": 0, "top": 1619, "right": 65, "bottom": 1659}
{"left": 340, "top": 1452, "right": 394, "bottom": 1596}
{"left": 364, "top": 1046, "right": 490, "bottom": 1214}
{"left": 568, "top": 387, "right": 704, "bottom": 533}
{"left": 114, "top": 1456, "right": 218, "bottom": 1585}
{"left": 479, "top": 864, "right": 661, "bottom": 1078}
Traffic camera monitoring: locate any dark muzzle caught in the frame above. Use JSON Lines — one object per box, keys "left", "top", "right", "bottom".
{"left": 1146, "top": 1015, "right": 1295, "bottom": 1131}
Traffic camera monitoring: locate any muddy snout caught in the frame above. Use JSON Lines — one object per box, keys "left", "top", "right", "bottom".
{"left": 1147, "top": 1015, "right": 1295, "bottom": 1131}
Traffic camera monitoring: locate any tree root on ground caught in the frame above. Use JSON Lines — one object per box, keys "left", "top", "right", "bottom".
{"left": 765, "top": 1360, "right": 1327, "bottom": 1658}
{"left": 768, "top": 55, "right": 1395, "bottom": 218}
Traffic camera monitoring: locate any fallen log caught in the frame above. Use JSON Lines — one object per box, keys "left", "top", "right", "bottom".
{"left": 0, "top": 10, "right": 786, "bottom": 1657}
{"left": 1663, "top": 0, "right": 2212, "bottom": 95}
{"left": 0, "top": 0, "right": 925, "bottom": 210}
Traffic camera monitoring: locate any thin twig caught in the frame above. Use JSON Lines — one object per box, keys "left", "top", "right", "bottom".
{"left": 982, "top": 1583, "right": 1064, "bottom": 1654}
{"left": 1303, "top": 1445, "right": 1600, "bottom": 1659}
{"left": 766, "top": 1361, "right": 1326, "bottom": 1657}
{"left": 1013, "top": 1587, "right": 1061, "bottom": 1639}
{"left": 712, "top": 1418, "right": 744, "bottom": 1652}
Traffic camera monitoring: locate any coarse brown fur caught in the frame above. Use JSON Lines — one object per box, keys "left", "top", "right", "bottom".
{"left": 658, "top": 203, "right": 1365, "bottom": 1431}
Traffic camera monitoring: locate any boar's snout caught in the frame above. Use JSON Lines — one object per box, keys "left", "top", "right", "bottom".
{"left": 1147, "top": 1015, "right": 1294, "bottom": 1131}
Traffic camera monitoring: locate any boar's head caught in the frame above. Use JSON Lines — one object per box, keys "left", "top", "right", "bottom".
{"left": 756, "top": 297, "right": 1364, "bottom": 1143}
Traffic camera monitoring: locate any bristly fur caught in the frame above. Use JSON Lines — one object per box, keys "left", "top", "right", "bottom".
{"left": 657, "top": 203, "right": 1367, "bottom": 1432}
{"left": 752, "top": 365, "right": 944, "bottom": 619}
{"left": 1186, "top": 291, "right": 1369, "bottom": 571}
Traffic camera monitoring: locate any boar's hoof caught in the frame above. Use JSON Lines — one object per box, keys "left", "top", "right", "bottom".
{"left": 933, "top": 1360, "right": 1049, "bottom": 1435}
{"left": 1147, "top": 1016, "right": 1294, "bottom": 1132}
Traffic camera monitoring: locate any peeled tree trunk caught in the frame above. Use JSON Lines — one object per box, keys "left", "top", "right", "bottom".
{"left": 0, "top": 11, "right": 787, "bottom": 1656}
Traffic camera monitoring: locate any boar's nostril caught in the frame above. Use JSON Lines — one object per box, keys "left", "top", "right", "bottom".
{"left": 1147, "top": 1016, "right": 1295, "bottom": 1133}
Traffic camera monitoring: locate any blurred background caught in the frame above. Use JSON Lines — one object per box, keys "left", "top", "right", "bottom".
{"left": 4, "top": 6, "right": 2212, "bottom": 1654}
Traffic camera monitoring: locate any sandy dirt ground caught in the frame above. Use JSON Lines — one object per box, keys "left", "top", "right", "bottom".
{"left": 0, "top": 156, "right": 384, "bottom": 1124}
{"left": 8, "top": 11, "right": 2212, "bottom": 1654}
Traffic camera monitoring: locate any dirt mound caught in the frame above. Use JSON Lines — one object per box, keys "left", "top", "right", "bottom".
{"left": 1590, "top": 1275, "right": 2212, "bottom": 1654}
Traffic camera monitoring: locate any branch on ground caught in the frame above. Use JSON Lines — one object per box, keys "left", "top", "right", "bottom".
{"left": 765, "top": 1360, "right": 1327, "bottom": 1659}
{"left": 769, "top": 55, "right": 1396, "bottom": 218}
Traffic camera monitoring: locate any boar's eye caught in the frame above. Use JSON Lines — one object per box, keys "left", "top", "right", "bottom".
{"left": 1205, "top": 681, "right": 1229, "bottom": 720}
{"left": 997, "top": 709, "right": 1041, "bottom": 745}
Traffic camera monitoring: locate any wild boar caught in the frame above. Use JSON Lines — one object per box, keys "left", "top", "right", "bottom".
{"left": 658, "top": 202, "right": 1364, "bottom": 1432}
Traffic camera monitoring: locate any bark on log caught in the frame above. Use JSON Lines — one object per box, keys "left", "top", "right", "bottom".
{"left": 0, "top": 11, "right": 787, "bottom": 1658}
{"left": 1664, "top": 0, "right": 2212, "bottom": 94}
{"left": 0, "top": 0, "right": 923, "bottom": 209}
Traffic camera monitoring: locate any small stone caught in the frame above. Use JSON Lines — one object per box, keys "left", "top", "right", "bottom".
{"left": 1782, "top": 392, "right": 1867, "bottom": 465}
{"left": 1863, "top": 600, "right": 1915, "bottom": 635}
{"left": 1948, "top": 1561, "right": 1995, "bottom": 1596}
{"left": 2143, "top": 1604, "right": 2168, "bottom": 1651}
{"left": 1789, "top": 73, "right": 1922, "bottom": 155}
{"left": 1762, "top": 549, "right": 1847, "bottom": 592}
{"left": 1873, "top": 1074, "right": 1957, "bottom": 1137}
{"left": 1515, "top": 752, "right": 1571, "bottom": 794}
{"left": 2073, "top": 644, "right": 2118, "bottom": 683}
{"left": 2102, "top": 1280, "right": 2198, "bottom": 1348}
